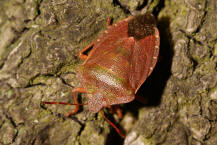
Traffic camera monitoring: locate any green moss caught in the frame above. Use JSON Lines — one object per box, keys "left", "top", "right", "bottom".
{"left": 37, "top": 110, "right": 54, "bottom": 123}
{"left": 147, "top": 0, "right": 160, "bottom": 13}
{"left": 31, "top": 75, "right": 51, "bottom": 85}
{"left": 213, "top": 42, "right": 217, "bottom": 56}
{"left": 37, "top": 109, "right": 67, "bottom": 125}
{"left": 6, "top": 89, "right": 14, "bottom": 98}
{"left": 128, "top": 1, "right": 137, "bottom": 11}
{"left": 79, "top": 121, "right": 108, "bottom": 145}
{"left": 177, "top": 95, "right": 192, "bottom": 111}
{"left": 37, "top": 109, "right": 50, "bottom": 119}
{"left": 179, "top": 4, "right": 188, "bottom": 16}
{"left": 200, "top": 61, "right": 216, "bottom": 74}
{"left": 209, "top": 87, "right": 217, "bottom": 100}
{"left": 58, "top": 63, "right": 78, "bottom": 75}
{"left": 141, "top": 136, "right": 155, "bottom": 145}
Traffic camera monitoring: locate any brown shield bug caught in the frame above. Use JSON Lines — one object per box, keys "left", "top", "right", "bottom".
{"left": 42, "top": 13, "right": 160, "bottom": 138}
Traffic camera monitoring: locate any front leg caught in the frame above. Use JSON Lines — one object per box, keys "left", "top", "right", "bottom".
{"left": 79, "top": 17, "right": 112, "bottom": 60}
{"left": 66, "top": 87, "right": 87, "bottom": 117}
{"left": 42, "top": 87, "right": 87, "bottom": 117}
{"left": 79, "top": 41, "right": 96, "bottom": 60}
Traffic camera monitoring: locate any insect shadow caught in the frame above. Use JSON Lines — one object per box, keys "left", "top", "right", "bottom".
{"left": 105, "top": 16, "right": 173, "bottom": 145}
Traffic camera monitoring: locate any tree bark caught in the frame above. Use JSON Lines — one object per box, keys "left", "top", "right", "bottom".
{"left": 0, "top": 0, "right": 216, "bottom": 145}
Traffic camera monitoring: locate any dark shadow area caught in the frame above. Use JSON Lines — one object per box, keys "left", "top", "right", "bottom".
{"left": 104, "top": 111, "right": 125, "bottom": 145}
{"left": 33, "top": 125, "right": 52, "bottom": 145}
{"left": 136, "top": 16, "right": 173, "bottom": 106}
{"left": 152, "top": 0, "right": 165, "bottom": 17}
{"left": 106, "top": 16, "right": 173, "bottom": 145}
{"left": 135, "top": 0, "right": 149, "bottom": 11}
{"left": 113, "top": 0, "right": 131, "bottom": 14}
{"left": 126, "top": 16, "right": 173, "bottom": 115}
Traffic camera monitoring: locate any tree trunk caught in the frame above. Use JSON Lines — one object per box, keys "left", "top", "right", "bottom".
{"left": 0, "top": 0, "right": 216, "bottom": 145}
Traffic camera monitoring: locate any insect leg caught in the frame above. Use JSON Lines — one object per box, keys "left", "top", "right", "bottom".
{"left": 65, "top": 88, "right": 87, "bottom": 117}
{"left": 42, "top": 88, "right": 87, "bottom": 117}
{"left": 79, "top": 17, "right": 112, "bottom": 61}
{"left": 114, "top": 105, "right": 123, "bottom": 119}
{"left": 107, "top": 17, "right": 112, "bottom": 26}
{"left": 79, "top": 41, "right": 96, "bottom": 60}
{"left": 99, "top": 110, "right": 125, "bottom": 139}
{"left": 108, "top": 105, "right": 123, "bottom": 119}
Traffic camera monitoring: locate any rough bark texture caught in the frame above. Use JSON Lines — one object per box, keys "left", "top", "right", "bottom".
{"left": 0, "top": 0, "right": 216, "bottom": 145}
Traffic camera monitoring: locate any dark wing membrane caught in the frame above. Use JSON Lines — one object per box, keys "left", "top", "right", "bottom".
{"left": 129, "top": 28, "right": 160, "bottom": 93}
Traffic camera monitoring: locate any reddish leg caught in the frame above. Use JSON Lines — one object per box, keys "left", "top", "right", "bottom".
{"left": 100, "top": 110, "right": 125, "bottom": 139}
{"left": 79, "top": 17, "right": 112, "bottom": 60}
{"left": 66, "top": 88, "right": 87, "bottom": 117}
{"left": 108, "top": 105, "right": 123, "bottom": 119}
{"left": 42, "top": 87, "right": 87, "bottom": 117}
{"left": 107, "top": 17, "right": 112, "bottom": 26}
{"left": 79, "top": 41, "right": 96, "bottom": 60}
{"left": 114, "top": 105, "right": 123, "bottom": 119}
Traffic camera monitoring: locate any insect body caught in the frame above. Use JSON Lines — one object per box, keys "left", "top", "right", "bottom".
{"left": 43, "top": 13, "right": 160, "bottom": 138}
{"left": 77, "top": 13, "right": 159, "bottom": 112}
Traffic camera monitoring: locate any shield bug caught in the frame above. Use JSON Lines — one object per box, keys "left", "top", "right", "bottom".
{"left": 42, "top": 13, "right": 160, "bottom": 138}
